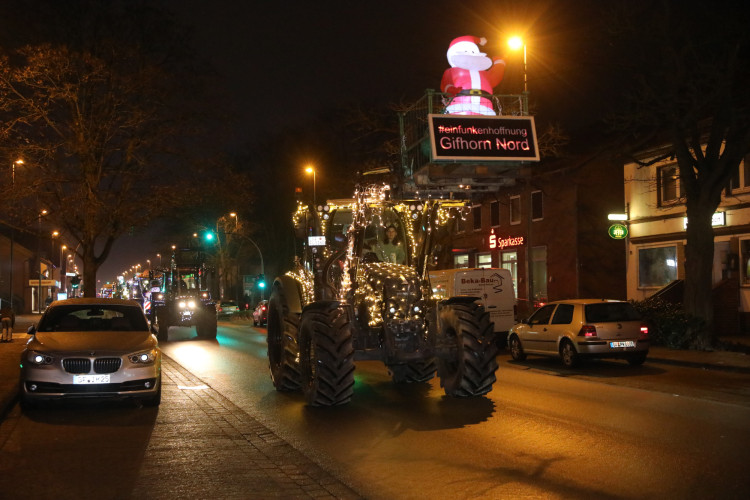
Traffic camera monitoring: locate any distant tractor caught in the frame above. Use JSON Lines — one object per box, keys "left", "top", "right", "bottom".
{"left": 150, "top": 248, "right": 217, "bottom": 341}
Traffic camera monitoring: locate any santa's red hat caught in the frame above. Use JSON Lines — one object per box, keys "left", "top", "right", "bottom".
{"left": 447, "top": 35, "right": 487, "bottom": 66}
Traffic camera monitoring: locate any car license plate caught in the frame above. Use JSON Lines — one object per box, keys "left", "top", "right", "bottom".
{"left": 609, "top": 341, "right": 636, "bottom": 348}
{"left": 73, "top": 374, "right": 110, "bottom": 384}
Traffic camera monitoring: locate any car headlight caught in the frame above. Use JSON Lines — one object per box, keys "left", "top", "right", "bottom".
{"left": 178, "top": 300, "right": 186, "bottom": 309}
{"left": 27, "top": 351, "right": 54, "bottom": 365}
{"left": 187, "top": 300, "right": 196, "bottom": 309}
{"left": 129, "top": 349, "right": 158, "bottom": 365}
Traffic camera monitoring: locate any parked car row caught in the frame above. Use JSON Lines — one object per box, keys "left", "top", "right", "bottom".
{"left": 17, "top": 295, "right": 647, "bottom": 411}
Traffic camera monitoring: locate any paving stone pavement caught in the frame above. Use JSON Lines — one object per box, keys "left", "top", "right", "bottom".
{"left": 134, "top": 356, "right": 363, "bottom": 499}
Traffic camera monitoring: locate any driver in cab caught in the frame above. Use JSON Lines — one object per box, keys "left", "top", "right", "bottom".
{"left": 367, "top": 225, "right": 406, "bottom": 264}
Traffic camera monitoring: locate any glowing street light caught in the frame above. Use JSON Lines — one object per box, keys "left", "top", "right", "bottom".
{"left": 8, "top": 159, "right": 24, "bottom": 309}
{"left": 507, "top": 36, "right": 527, "bottom": 93}
{"left": 305, "top": 165, "right": 316, "bottom": 207}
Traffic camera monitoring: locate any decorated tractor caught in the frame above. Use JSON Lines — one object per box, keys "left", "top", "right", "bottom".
{"left": 266, "top": 184, "right": 499, "bottom": 406}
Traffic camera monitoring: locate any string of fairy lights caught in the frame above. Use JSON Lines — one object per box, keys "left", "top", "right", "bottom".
{"left": 287, "top": 183, "right": 471, "bottom": 327}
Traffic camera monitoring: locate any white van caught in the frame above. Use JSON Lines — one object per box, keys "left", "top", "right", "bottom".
{"left": 428, "top": 268, "right": 516, "bottom": 347}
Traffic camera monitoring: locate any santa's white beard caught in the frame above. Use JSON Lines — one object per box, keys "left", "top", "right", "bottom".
{"left": 451, "top": 54, "right": 492, "bottom": 71}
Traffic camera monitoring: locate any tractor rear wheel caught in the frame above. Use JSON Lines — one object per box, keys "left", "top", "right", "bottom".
{"left": 156, "top": 308, "right": 170, "bottom": 342}
{"left": 267, "top": 289, "right": 301, "bottom": 391}
{"left": 437, "top": 302, "right": 499, "bottom": 397}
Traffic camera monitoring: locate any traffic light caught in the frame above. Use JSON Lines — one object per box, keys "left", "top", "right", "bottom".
{"left": 204, "top": 231, "right": 215, "bottom": 242}
{"left": 71, "top": 275, "right": 81, "bottom": 288}
{"left": 256, "top": 274, "right": 265, "bottom": 289}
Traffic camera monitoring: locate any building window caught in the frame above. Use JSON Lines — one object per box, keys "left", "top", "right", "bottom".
{"left": 531, "top": 191, "right": 543, "bottom": 221}
{"left": 728, "top": 155, "right": 750, "bottom": 193}
{"left": 638, "top": 246, "right": 678, "bottom": 288}
{"left": 473, "top": 204, "right": 482, "bottom": 231}
{"left": 510, "top": 195, "right": 521, "bottom": 225}
{"left": 490, "top": 201, "right": 500, "bottom": 227}
{"left": 531, "top": 246, "right": 548, "bottom": 304}
{"left": 657, "top": 164, "right": 680, "bottom": 205}
{"left": 455, "top": 214, "right": 465, "bottom": 234}
{"left": 741, "top": 239, "right": 750, "bottom": 285}
{"left": 501, "top": 251, "right": 518, "bottom": 297}
{"left": 454, "top": 254, "right": 469, "bottom": 268}
{"left": 477, "top": 253, "right": 492, "bottom": 268}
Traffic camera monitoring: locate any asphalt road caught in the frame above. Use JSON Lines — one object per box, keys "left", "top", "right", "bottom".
{"left": 1, "top": 320, "right": 749, "bottom": 499}
{"left": 162, "top": 321, "right": 750, "bottom": 499}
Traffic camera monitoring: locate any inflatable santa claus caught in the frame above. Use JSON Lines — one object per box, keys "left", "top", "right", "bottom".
{"left": 441, "top": 36, "right": 506, "bottom": 116}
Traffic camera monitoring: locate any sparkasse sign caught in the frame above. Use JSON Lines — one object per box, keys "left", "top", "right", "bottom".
{"left": 428, "top": 114, "right": 540, "bottom": 162}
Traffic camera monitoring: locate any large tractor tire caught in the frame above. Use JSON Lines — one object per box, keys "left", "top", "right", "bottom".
{"left": 267, "top": 288, "right": 301, "bottom": 391}
{"left": 196, "top": 308, "right": 218, "bottom": 339}
{"left": 156, "top": 307, "right": 170, "bottom": 342}
{"left": 387, "top": 359, "right": 436, "bottom": 383}
{"left": 437, "top": 302, "right": 499, "bottom": 397}
{"left": 298, "top": 304, "right": 355, "bottom": 406}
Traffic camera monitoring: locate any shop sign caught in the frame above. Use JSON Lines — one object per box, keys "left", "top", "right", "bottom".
{"left": 28, "top": 279, "right": 57, "bottom": 287}
{"left": 683, "top": 212, "right": 725, "bottom": 229}
{"left": 488, "top": 229, "right": 524, "bottom": 249}
{"left": 608, "top": 224, "right": 628, "bottom": 240}
{"left": 428, "top": 114, "right": 540, "bottom": 162}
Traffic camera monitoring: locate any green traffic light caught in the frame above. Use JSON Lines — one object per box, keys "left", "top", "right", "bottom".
{"left": 258, "top": 281, "right": 266, "bottom": 289}
{"left": 205, "top": 232, "right": 215, "bottom": 241}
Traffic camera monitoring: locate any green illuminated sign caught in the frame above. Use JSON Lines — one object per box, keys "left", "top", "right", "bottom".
{"left": 608, "top": 224, "right": 628, "bottom": 239}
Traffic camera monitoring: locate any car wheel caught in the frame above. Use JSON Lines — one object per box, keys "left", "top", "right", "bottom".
{"left": 560, "top": 339, "right": 580, "bottom": 368}
{"left": 627, "top": 352, "right": 647, "bottom": 366}
{"left": 509, "top": 334, "right": 526, "bottom": 361}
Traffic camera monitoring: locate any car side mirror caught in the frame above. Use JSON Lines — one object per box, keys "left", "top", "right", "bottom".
{"left": 27, "top": 325, "right": 37, "bottom": 335}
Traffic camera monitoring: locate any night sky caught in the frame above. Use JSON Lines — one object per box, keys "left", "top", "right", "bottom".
{"left": 104, "top": 0, "right": 607, "bottom": 280}
{"left": 162, "top": 0, "right": 610, "bottom": 136}
{"left": 99, "top": 0, "right": 746, "bottom": 282}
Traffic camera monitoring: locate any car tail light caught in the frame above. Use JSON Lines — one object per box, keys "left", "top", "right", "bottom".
{"left": 262, "top": 305, "right": 267, "bottom": 311}
{"left": 578, "top": 325, "right": 597, "bottom": 337}
{"left": 639, "top": 324, "right": 649, "bottom": 340}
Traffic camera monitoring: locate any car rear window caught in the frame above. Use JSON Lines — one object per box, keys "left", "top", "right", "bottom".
{"left": 584, "top": 302, "right": 641, "bottom": 323}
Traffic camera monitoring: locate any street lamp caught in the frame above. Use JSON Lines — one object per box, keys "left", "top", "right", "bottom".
{"left": 37, "top": 209, "right": 48, "bottom": 312}
{"left": 305, "top": 165, "right": 316, "bottom": 207}
{"left": 507, "top": 36, "right": 527, "bottom": 93}
{"left": 60, "top": 244, "right": 67, "bottom": 297}
{"left": 8, "top": 159, "right": 23, "bottom": 310}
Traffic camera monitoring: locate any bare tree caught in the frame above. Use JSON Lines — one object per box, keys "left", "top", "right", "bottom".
{"left": 0, "top": 2, "right": 218, "bottom": 298}
{"left": 610, "top": 1, "right": 750, "bottom": 347}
